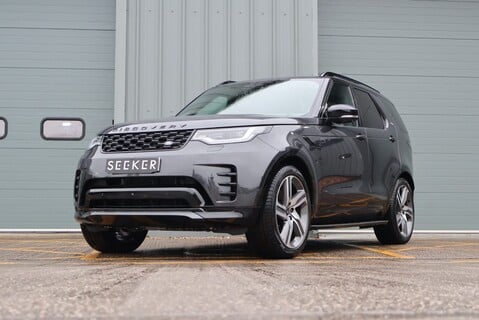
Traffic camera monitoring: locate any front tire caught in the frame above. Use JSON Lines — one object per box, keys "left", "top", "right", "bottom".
{"left": 374, "top": 178, "right": 415, "bottom": 244}
{"left": 247, "top": 166, "right": 311, "bottom": 258}
{"left": 81, "top": 224, "right": 147, "bottom": 253}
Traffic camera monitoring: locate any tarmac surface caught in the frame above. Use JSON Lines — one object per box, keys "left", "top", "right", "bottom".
{"left": 0, "top": 232, "right": 478, "bottom": 319}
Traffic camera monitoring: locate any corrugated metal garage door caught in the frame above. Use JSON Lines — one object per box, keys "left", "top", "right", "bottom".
{"left": 0, "top": 0, "right": 115, "bottom": 228}
{"left": 318, "top": 0, "right": 479, "bottom": 229}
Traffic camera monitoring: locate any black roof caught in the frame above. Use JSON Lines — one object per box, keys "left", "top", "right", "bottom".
{"left": 216, "top": 72, "right": 380, "bottom": 93}
{"left": 320, "top": 72, "right": 379, "bottom": 93}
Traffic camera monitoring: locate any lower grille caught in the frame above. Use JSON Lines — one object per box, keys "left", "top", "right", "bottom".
{"left": 89, "top": 198, "right": 190, "bottom": 209}
{"left": 80, "top": 176, "right": 212, "bottom": 207}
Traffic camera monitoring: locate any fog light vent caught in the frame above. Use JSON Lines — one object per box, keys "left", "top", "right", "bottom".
{"left": 74, "top": 170, "right": 81, "bottom": 201}
{"left": 216, "top": 166, "right": 237, "bottom": 201}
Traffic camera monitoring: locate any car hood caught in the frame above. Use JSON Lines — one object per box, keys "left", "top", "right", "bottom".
{"left": 101, "top": 115, "right": 316, "bottom": 134}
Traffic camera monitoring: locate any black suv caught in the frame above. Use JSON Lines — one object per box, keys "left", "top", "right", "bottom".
{"left": 75, "top": 72, "right": 414, "bottom": 258}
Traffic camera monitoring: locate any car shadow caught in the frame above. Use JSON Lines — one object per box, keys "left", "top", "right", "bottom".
{"left": 88, "top": 237, "right": 382, "bottom": 261}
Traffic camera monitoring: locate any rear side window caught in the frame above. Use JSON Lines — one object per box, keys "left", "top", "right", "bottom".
{"left": 353, "top": 89, "right": 384, "bottom": 129}
{"left": 0, "top": 117, "right": 7, "bottom": 139}
{"left": 374, "top": 94, "right": 408, "bottom": 132}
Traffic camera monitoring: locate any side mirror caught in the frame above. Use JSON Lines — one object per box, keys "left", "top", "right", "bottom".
{"left": 326, "top": 104, "right": 359, "bottom": 124}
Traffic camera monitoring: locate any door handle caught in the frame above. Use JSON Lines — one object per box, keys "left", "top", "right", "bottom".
{"left": 389, "top": 135, "right": 396, "bottom": 143}
{"left": 355, "top": 134, "right": 366, "bottom": 141}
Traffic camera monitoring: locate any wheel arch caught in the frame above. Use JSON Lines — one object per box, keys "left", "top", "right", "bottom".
{"left": 398, "top": 171, "right": 415, "bottom": 191}
{"left": 255, "top": 152, "right": 318, "bottom": 216}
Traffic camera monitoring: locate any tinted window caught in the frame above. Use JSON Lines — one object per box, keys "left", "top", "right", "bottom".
{"left": 41, "top": 119, "right": 85, "bottom": 140}
{"left": 325, "top": 82, "right": 354, "bottom": 107}
{"left": 374, "top": 94, "right": 407, "bottom": 132}
{"left": 177, "top": 79, "right": 323, "bottom": 117}
{"left": 353, "top": 89, "right": 384, "bottom": 129}
{"left": 0, "top": 118, "right": 6, "bottom": 139}
{"left": 325, "top": 82, "right": 357, "bottom": 126}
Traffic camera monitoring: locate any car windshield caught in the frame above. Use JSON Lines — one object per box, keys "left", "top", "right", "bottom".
{"left": 177, "top": 79, "right": 323, "bottom": 117}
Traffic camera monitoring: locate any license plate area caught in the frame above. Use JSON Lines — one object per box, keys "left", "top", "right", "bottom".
{"left": 106, "top": 158, "right": 161, "bottom": 174}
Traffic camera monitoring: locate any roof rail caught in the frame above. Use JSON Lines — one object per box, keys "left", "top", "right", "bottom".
{"left": 320, "top": 72, "right": 379, "bottom": 93}
{"left": 218, "top": 80, "right": 236, "bottom": 86}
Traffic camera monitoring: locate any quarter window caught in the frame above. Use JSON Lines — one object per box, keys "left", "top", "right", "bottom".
{"left": 41, "top": 118, "right": 85, "bottom": 140}
{"left": 353, "top": 89, "right": 384, "bottom": 129}
{"left": 0, "top": 117, "right": 7, "bottom": 139}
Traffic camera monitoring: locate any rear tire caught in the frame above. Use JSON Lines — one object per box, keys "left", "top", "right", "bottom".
{"left": 374, "top": 178, "right": 414, "bottom": 244}
{"left": 81, "top": 224, "right": 147, "bottom": 253}
{"left": 247, "top": 166, "right": 311, "bottom": 259}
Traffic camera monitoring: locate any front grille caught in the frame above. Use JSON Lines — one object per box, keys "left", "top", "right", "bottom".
{"left": 102, "top": 130, "right": 194, "bottom": 153}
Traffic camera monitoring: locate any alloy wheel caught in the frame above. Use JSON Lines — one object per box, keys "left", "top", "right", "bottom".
{"left": 396, "top": 185, "right": 414, "bottom": 238}
{"left": 275, "top": 175, "right": 309, "bottom": 249}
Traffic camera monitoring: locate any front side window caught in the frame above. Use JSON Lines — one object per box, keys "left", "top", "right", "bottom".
{"left": 353, "top": 89, "right": 384, "bottom": 129}
{"left": 325, "top": 82, "right": 354, "bottom": 107}
{"left": 41, "top": 118, "right": 85, "bottom": 140}
{"left": 177, "top": 79, "right": 324, "bottom": 117}
{"left": 0, "top": 117, "right": 7, "bottom": 139}
{"left": 325, "top": 82, "right": 357, "bottom": 126}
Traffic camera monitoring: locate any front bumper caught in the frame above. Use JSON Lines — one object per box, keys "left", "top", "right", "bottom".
{"left": 74, "top": 137, "right": 280, "bottom": 231}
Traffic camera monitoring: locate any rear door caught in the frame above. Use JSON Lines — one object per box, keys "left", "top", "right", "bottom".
{"left": 352, "top": 88, "right": 399, "bottom": 218}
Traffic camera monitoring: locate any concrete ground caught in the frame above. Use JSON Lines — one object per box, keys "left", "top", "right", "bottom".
{"left": 0, "top": 233, "right": 478, "bottom": 319}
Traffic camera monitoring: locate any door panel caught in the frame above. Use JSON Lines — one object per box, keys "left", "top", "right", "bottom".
{"left": 364, "top": 126, "right": 400, "bottom": 216}
{"left": 304, "top": 125, "right": 371, "bottom": 224}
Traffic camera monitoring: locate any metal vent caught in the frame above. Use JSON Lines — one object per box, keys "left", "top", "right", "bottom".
{"left": 102, "top": 130, "right": 194, "bottom": 153}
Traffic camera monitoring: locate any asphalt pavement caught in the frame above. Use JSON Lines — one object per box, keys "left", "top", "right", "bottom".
{"left": 0, "top": 232, "right": 478, "bottom": 319}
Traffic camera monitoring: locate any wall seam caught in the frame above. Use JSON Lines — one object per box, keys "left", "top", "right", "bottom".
{"left": 113, "top": 0, "right": 127, "bottom": 123}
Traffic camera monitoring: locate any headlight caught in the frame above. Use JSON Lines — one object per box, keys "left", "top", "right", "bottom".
{"left": 88, "top": 136, "right": 102, "bottom": 150}
{"left": 191, "top": 126, "right": 272, "bottom": 145}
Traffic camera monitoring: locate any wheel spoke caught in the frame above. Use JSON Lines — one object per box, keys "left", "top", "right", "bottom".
{"left": 292, "top": 216, "right": 305, "bottom": 239}
{"left": 280, "top": 220, "right": 293, "bottom": 246}
{"left": 290, "top": 190, "right": 307, "bottom": 209}
{"left": 396, "top": 213, "right": 402, "bottom": 228}
{"left": 399, "top": 187, "right": 409, "bottom": 207}
{"left": 283, "top": 177, "right": 291, "bottom": 205}
{"left": 401, "top": 213, "right": 408, "bottom": 235}
{"left": 276, "top": 203, "right": 288, "bottom": 221}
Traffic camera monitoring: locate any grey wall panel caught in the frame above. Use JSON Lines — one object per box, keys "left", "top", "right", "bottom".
{"left": 0, "top": 29, "right": 114, "bottom": 69}
{"left": 0, "top": 0, "right": 115, "bottom": 228}
{"left": 0, "top": 69, "right": 113, "bottom": 110}
{"left": 123, "top": 0, "right": 318, "bottom": 121}
{"left": 0, "top": 0, "right": 115, "bottom": 29}
{"left": 318, "top": 0, "right": 479, "bottom": 229}
{"left": 318, "top": 0, "right": 479, "bottom": 39}
{"left": 318, "top": 36, "right": 479, "bottom": 77}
